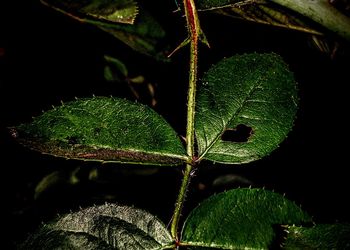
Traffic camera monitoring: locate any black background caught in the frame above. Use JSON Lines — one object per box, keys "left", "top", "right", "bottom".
{"left": 1, "top": 1, "right": 350, "bottom": 248}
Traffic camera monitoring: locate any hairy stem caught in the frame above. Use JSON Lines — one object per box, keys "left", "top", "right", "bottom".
{"left": 185, "top": 26, "right": 199, "bottom": 159}
{"left": 170, "top": 0, "right": 204, "bottom": 240}
{"left": 170, "top": 163, "right": 193, "bottom": 240}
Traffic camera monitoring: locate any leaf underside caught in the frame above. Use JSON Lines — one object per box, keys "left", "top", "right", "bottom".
{"left": 197, "top": 0, "right": 350, "bottom": 41}
{"left": 21, "top": 203, "right": 174, "bottom": 250}
{"left": 12, "top": 97, "right": 187, "bottom": 165}
{"left": 195, "top": 52, "right": 298, "bottom": 164}
{"left": 181, "top": 188, "right": 312, "bottom": 249}
{"left": 41, "top": 0, "right": 138, "bottom": 24}
{"left": 97, "top": 7, "right": 167, "bottom": 60}
{"left": 197, "top": 0, "right": 322, "bottom": 35}
{"left": 40, "top": 0, "right": 168, "bottom": 60}
{"left": 283, "top": 224, "right": 350, "bottom": 249}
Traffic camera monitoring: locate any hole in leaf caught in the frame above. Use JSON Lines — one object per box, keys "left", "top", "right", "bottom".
{"left": 221, "top": 124, "right": 253, "bottom": 142}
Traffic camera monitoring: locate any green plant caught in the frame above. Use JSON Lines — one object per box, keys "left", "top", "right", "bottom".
{"left": 6, "top": 0, "right": 350, "bottom": 249}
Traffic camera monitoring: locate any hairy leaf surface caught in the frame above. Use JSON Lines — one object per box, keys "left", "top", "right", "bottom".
{"left": 181, "top": 188, "right": 312, "bottom": 249}
{"left": 12, "top": 97, "right": 187, "bottom": 165}
{"left": 21, "top": 203, "right": 174, "bottom": 250}
{"left": 283, "top": 224, "right": 350, "bottom": 249}
{"left": 195, "top": 53, "right": 298, "bottom": 164}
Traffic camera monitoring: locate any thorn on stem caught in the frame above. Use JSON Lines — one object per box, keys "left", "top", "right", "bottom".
{"left": 168, "top": 38, "right": 191, "bottom": 57}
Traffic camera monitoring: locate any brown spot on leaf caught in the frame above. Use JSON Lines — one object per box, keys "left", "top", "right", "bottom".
{"left": 13, "top": 138, "right": 183, "bottom": 165}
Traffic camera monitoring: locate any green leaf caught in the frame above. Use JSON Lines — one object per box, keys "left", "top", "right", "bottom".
{"left": 196, "top": 0, "right": 243, "bottom": 10}
{"left": 41, "top": 0, "right": 168, "bottom": 60}
{"left": 104, "top": 54, "right": 128, "bottom": 80}
{"left": 196, "top": 0, "right": 350, "bottom": 40}
{"left": 283, "top": 224, "right": 350, "bottom": 249}
{"left": 195, "top": 53, "right": 298, "bottom": 164}
{"left": 104, "top": 55, "right": 128, "bottom": 82}
{"left": 34, "top": 168, "right": 80, "bottom": 200}
{"left": 12, "top": 96, "right": 187, "bottom": 165}
{"left": 206, "top": 1, "right": 323, "bottom": 35}
{"left": 41, "top": 0, "right": 138, "bottom": 24}
{"left": 181, "top": 188, "right": 312, "bottom": 249}
{"left": 21, "top": 203, "right": 174, "bottom": 250}
{"left": 96, "top": 7, "right": 168, "bottom": 60}
{"left": 270, "top": 0, "right": 350, "bottom": 41}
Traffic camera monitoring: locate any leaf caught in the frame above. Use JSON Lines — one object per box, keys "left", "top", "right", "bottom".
{"left": 21, "top": 203, "right": 174, "bottom": 250}
{"left": 11, "top": 96, "right": 187, "bottom": 165}
{"left": 96, "top": 8, "right": 168, "bottom": 60}
{"left": 283, "top": 224, "right": 350, "bottom": 249}
{"left": 104, "top": 54, "right": 128, "bottom": 81}
{"left": 41, "top": 0, "right": 169, "bottom": 60}
{"left": 213, "top": 1, "right": 323, "bottom": 35}
{"left": 270, "top": 0, "right": 350, "bottom": 41}
{"left": 196, "top": 0, "right": 242, "bottom": 10}
{"left": 197, "top": 0, "right": 347, "bottom": 56}
{"left": 34, "top": 168, "right": 80, "bottom": 200}
{"left": 195, "top": 53, "right": 298, "bottom": 164}
{"left": 196, "top": 0, "right": 350, "bottom": 40}
{"left": 181, "top": 188, "right": 312, "bottom": 249}
{"left": 41, "top": 0, "right": 139, "bottom": 24}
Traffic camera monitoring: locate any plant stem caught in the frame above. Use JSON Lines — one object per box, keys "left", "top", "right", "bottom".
{"left": 185, "top": 22, "right": 199, "bottom": 160}
{"left": 170, "top": 163, "right": 193, "bottom": 240}
{"left": 171, "top": 0, "right": 206, "bottom": 241}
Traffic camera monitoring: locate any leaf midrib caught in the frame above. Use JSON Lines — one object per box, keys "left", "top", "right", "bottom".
{"left": 180, "top": 241, "right": 264, "bottom": 250}
{"left": 198, "top": 76, "right": 265, "bottom": 161}
{"left": 54, "top": 214, "right": 172, "bottom": 250}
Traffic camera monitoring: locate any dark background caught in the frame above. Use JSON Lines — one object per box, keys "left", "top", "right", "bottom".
{"left": 1, "top": 1, "right": 350, "bottom": 249}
